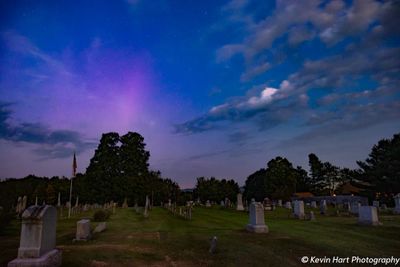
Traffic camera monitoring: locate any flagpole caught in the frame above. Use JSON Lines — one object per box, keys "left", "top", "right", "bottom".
{"left": 68, "top": 177, "right": 73, "bottom": 218}
{"left": 68, "top": 152, "right": 77, "bottom": 219}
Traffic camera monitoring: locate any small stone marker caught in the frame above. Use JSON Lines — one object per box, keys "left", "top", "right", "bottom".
{"left": 293, "top": 200, "right": 305, "bottom": 219}
{"left": 122, "top": 198, "right": 128, "bottom": 208}
{"left": 350, "top": 202, "right": 360, "bottom": 214}
{"left": 236, "top": 193, "right": 244, "bottom": 211}
{"left": 94, "top": 222, "right": 107, "bottom": 233}
{"left": 246, "top": 200, "right": 268, "bottom": 233}
{"left": 8, "top": 205, "right": 62, "bottom": 267}
{"left": 311, "top": 201, "right": 317, "bottom": 209}
{"left": 394, "top": 194, "right": 400, "bottom": 214}
{"left": 206, "top": 200, "right": 211, "bottom": 207}
{"left": 285, "top": 201, "right": 292, "bottom": 209}
{"left": 320, "top": 200, "right": 327, "bottom": 215}
{"left": 209, "top": 236, "right": 217, "bottom": 254}
{"left": 75, "top": 219, "right": 91, "bottom": 241}
{"left": 309, "top": 211, "right": 316, "bottom": 221}
{"left": 358, "top": 206, "right": 380, "bottom": 226}
{"left": 220, "top": 200, "right": 225, "bottom": 207}
{"left": 277, "top": 200, "right": 282, "bottom": 207}
{"left": 144, "top": 195, "right": 150, "bottom": 218}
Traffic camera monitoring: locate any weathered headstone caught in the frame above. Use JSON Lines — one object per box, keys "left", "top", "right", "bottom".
{"left": 16, "top": 196, "right": 22, "bottom": 214}
{"left": 350, "top": 202, "right": 361, "bottom": 214}
{"left": 320, "top": 200, "right": 327, "bottom": 215}
{"left": 8, "top": 205, "right": 62, "bottom": 267}
{"left": 309, "top": 211, "right": 316, "bottom": 221}
{"left": 144, "top": 195, "right": 150, "bottom": 218}
{"left": 122, "top": 198, "right": 128, "bottom": 208}
{"left": 246, "top": 201, "right": 268, "bottom": 233}
{"left": 293, "top": 200, "right": 305, "bottom": 219}
{"left": 311, "top": 201, "right": 317, "bottom": 209}
{"left": 394, "top": 194, "right": 400, "bottom": 214}
{"left": 277, "top": 199, "right": 282, "bottom": 207}
{"left": 21, "top": 196, "right": 27, "bottom": 212}
{"left": 75, "top": 219, "right": 91, "bottom": 241}
{"left": 220, "top": 200, "right": 225, "bottom": 207}
{"left": 285, "top": 201, "right": 292, "bottom": 209}
{"left": 358, "top": 206, "right": 380, "bottom": 226}
{"left": 57, "top": 193, "right": 61, "bottom": 207}
{"left": 94, "top": 222, "right": 106, "bottom": 233}
{"left": 236, "top": 193, "right": 244, "bottom": 211}
{"left": 209, "top": 236, "right": 217, "bottom": 254}
{"left": 206, "top": 200, "right": 211, "bottom": 207}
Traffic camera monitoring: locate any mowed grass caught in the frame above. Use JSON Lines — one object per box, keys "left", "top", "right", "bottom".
{"left": 1, "top": 206, "right": 400, "bottom": 266}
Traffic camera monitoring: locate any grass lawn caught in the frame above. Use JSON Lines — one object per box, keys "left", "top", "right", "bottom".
{"left": 1, "top": 206, "right": 399, "bottom": 266}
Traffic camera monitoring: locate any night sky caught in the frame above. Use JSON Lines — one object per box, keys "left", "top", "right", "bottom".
{"left": 1, "top": 0, "right": 399, "bottom": 188}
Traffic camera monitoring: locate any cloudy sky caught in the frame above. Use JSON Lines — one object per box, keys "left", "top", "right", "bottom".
{"left": 1, "top": 0, "right": 399, "bottom": 187}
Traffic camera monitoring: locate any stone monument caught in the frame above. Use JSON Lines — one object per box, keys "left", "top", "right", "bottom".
{"left": 358, "top": 206, "right": 380, "bottom": 226}
{"left": 246, "top": 201, "right": 268, "bottom": 233}
{"left": 293, "top": 200, "right": 305, "bottom": 219}
{"left": 75, "top": 219, "right": 91, "bottom": 241}
{"left": 8, "top": 205, "right": 62, "bottom": 267}
{"left": 236, "top": 193, "right": 244, "bottom": 211}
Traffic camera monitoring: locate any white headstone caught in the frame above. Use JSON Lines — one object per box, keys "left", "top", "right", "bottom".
{"left": 8, "top": 205, "right": 62, "bottom": 267}
{"left": 358, "top": 206, "right": 380, "bottom": 226}
{"left": 236, "top": 193, "right": 244, "bottom": 211}
{"left": 246, "top": 201, "right": 268, "bottom": 233}
{"left": 293, "top": 200, "right": 305, "bottom": 219}
{"left": 285, "top": 201, "right": 292, "bottom": 209}
{"left": 75, "top": 219, "right": 91, "bottom": 241}
{"left": 277, "top": 200, "right": 282, "bottom": 207}
{"left": 206, "top": 200, "right": 211, "bottom": 207}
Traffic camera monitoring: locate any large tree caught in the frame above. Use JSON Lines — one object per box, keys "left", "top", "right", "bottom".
{"left": 357, "top": 133, "right": 400, "bottom": 194}
{"left": 244, "top": 157, "right": 302, "bottom": 201}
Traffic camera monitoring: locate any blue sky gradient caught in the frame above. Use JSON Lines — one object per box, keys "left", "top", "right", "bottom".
{"left": 1, "top": 0, "right": 399, "bottom": 187}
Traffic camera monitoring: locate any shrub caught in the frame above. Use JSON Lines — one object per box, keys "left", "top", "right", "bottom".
{"left": 93, "top": 210, "right": 111, "bottom": 222}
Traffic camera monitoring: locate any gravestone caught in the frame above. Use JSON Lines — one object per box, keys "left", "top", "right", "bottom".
{"left": 350, "top": 202, "right": 361, "bottom": 214}
{"left": 277, "top": 200, "right": 282, "bottom": 207}
{"left": 309, "top": 211, "right": 316, "bottom": 221}
{"left": 16, "top": 197, "right": 22, "bottom": 214}
{"left": 75, "top": 196, "right": 79, "bottom": 208}
{"left": 94, "top": 222, "right": 106, "bottom": 233}
{"left": 209, "top": 236, "right": 217, "bottom": 254}
{"left": 372, "top": 201, "right": 379, "bottom": 208}
{"left": 57, "top": 193, "right": 61, "bottom": 207}
{"left": 35, "top": 197, "right": 38, "bottom": 206}
{"left": 285, "top": 201, "right": 292, "bottom": 209}
{"left": 293, "top": 200, "right": 305, "bottom": 219}
{"left": 21, "top": 196, "right": 27, "bottom": 212}
{"left": 220, "top": 200, "right": 225, "bottom": 207}
{"left": 358, "top": 206, "right": 380, "bottom": 226}
{"left": 236, "top": 193, "right": 244, "bottom": 211}
{"left": 122, "top": 198, "right": 128, "bottom": 208}
{"left": 320, "top": 200, "right": 327, "bottom": 215}
{"left": 246, "top": 201, "right": 268, "bottom": 233}
{"left": 206, "top": 200, "right": 211, "bottom": 207}
{"left": 380, "top": 204, "right": 387, "bottom": 210}
{"left": 311, "top": 201, "right": 317, "bottom": 209}
{"left": 144, "top": 195, "right": 150, "bottom": 218}
{"left": 75, "top": 219, "right": 91, "bottom": 241}
{"left": 8, "top": 205, "right": 62, "bottom": 267}
{"left": 394, "top": 194, "right": 400, "bottom": 214}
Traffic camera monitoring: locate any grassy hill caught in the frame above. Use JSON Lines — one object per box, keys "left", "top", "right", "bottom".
{"left": 1, "top": 206, "right": 400, "bottom": 266}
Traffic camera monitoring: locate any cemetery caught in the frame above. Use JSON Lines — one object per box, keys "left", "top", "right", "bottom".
{"left": 1, "top": 199, "right": 400, "bottom": 266}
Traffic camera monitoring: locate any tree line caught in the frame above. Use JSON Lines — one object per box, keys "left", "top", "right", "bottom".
{"left": 244, "top": 133, "right": 400, "bottom": 204}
